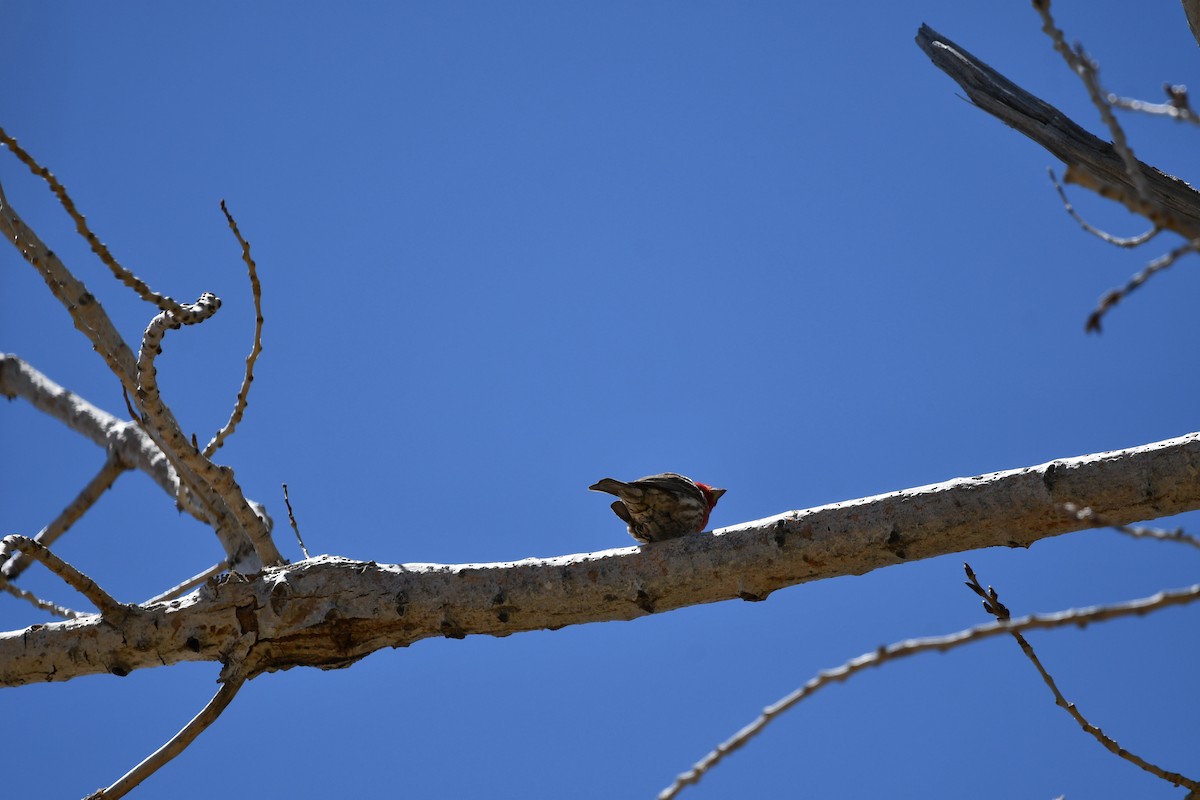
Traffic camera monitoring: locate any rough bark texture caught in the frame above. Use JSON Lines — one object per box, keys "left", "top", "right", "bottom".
{"left": 4, "top": 431, "right": 1199, "bottom": 689}
{"left": 916, "top": 24, "right": 1200, "bottom": 238}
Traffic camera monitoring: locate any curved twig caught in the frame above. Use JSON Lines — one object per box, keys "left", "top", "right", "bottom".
{"left": 203, "top": 200, "right": 264, "bottom": 457}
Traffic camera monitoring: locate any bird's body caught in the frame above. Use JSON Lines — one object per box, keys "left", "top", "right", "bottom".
{"left": 589, "top": 472, "right": 726, "bottom": 543}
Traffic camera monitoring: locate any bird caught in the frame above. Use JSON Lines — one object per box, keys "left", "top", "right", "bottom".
{"left": 589, "top": 472, "right": 726, "bottom": 543}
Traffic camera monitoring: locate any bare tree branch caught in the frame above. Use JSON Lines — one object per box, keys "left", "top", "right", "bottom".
{"left": 282, "top": 483, "right": 310, "bottom": 560}
{"left": 1048, "top": 168, "right": 1161, "bottom": 248}
{"left": 0, "top": 354, "right": 265, "bottom": 569}
{"left": 132, "top": 292, "right": 281, "bottom": 567}
{"left": 3, "top": 430, "right": 1199, "bottom": 688}
{"left": 0, "top": 127, "right": 185, "bottom": 315}
{"left": 0, "top": 577, "right": 84, "bottom": 619}
{"left": 1085, "top": 241, "right": 1198, "bottom": 332}
{"left": 0, "top": 170, "right": 141, "bottom": 390}
{"left": 964, "top": 564, "right": 1197, "bottom": 791}
{"left": 1033, "top": 1, "right": 1158, "bottom": 215}
{"left": 86, "top": 668, "right": 248, "bottom": 800}
{"left": 1062, "top": 503, "right": 1200, "bottom": 550}
{"left": 143, "top": 561, "right": 231, "bottom": 605}
{"left": 915, "top": 24, "right": 1200, "bottom": 239}
{"left": 2, "top": 453, "right": 127, "bottom": 581}
{"left": 1, "top": 134, "right": 283, "bottom": 569}
{"left": 659, "top": 579, "right": 1200, "bottom": 799}
{"left": 203, "top": 200, "right": 264, "bottom": 458}
{"left": 0, "top": 535, "right": 128, "bottom": 620}
{"left": 1111, "top": 84, "right": 1200, "bottom": 124}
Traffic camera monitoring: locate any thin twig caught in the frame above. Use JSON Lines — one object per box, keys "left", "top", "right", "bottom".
{"left": 0, "top": 126, "right": 183, "bottom": 314}
{"left": 1033, "top": 2, "right": 1157, "bottom": 215}
{"left": 1048, "top": 169, "right": 1161, "bottom": 248}
{"left": 963, "top": 563, "right": 1197, "bottom": 791}
{"left": 1110, "top": 84, "right": 1199, "bottom": 125}
{"left": 1085, "top": 240, "right": 1198, "bottom": 333}
{"left": 1062, "top": 503, "right": 1200, "bottom": 550}
{"left": 282, "top": 483, "right": 311, "bottom": 559}
{"left": 659, "top": 581, "right": 1200, "bottom": 799}
{"left": 2, "top": 454, "right": 128, "bottom": 581}
{"left": 203, "top": 201, "right": 264, "bottom": 457}
{"left": 0, "top": 579, "right": 83, "bottom": 619}
{"left": 142, "top": 561, "right": 230, "bottom": 605}
{"left": 86, "top": 668, "right": 248, "bottom": 800}
{"left": 0, "top": 535, "right": 126, "bottom": 619}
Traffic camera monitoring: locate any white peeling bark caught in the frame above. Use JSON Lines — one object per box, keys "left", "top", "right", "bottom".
{"left": 3, "top": 431, "right": 1199, "bottom": 688}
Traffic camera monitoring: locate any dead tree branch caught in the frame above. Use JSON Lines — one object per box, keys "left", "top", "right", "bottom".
{"left": 203, "top": 201, "right": 263, "bottom": 458}
{"left": 85, "top": 668, "right": 248, "bottom": 800}
{"left": 659, "top": 579, "right": 1200, "bottom": 799}
{"left": 0, "top": 536, "right": 128, "bottom": 621}
{"left": 963, "top": 564, "right": 1197, "bottom": 791}
{"left": 3, "top": 430, "right": 1199, "bottom": 688}
{"left": 1, "top": 452, "right": 127, "bottom": 581}
{"left": 0, "top": 134, "right": 284, "bottom": 569}
{"left": 0, "top": 354, "right": 266, "bottom": 571}
{"left": 915, "top": 24, "right": 1200, "bottom": 239}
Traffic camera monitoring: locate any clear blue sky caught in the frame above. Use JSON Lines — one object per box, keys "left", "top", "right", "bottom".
{"left": 3, "top": 2, "right": 1199, "bottom": 798}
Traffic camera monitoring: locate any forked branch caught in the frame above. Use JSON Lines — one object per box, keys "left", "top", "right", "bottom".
{"left": 660, "top": 580, "right": 1200, "bottom": 798}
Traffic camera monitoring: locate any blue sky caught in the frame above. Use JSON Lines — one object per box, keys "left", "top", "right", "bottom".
{"left": 3, "top": 2, "right": 1199, "bottom": 798}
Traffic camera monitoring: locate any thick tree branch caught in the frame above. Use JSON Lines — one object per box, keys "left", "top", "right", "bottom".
{"left": 916, "top": 24, "right": 1200, "bottom": 239}
{"left": 3, "top": 431, "right": 1199, "bottom": 689}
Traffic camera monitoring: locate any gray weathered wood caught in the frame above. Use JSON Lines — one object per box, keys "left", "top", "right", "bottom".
{"left": 4, "top": 431, "right": 1200, "bottom": 688}
{"left": 916, "top": 24, "right": 1200, "bottom": 238}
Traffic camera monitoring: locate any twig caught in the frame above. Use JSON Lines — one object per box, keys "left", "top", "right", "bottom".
{"left": 1062, "top": 503, "right": 1200, "bottom": 550}
{"left": 282, "top": 483, "right": 311, "bottom": 560}
{"left": 86, "top": 668, "right": 248, "bottom": 800}
{"left": 2, "top": 454, "right": 128, "bottom": 581}
{"left": 0, "top": 535, "right": 126, "bottom": 619}
{"left": 0, "top": 578, "right": 84, "bottom": 619}
{"left": 1085, "top": 240, "right": 1198, "bottom": 333}
{"left": 963, "top": 563, "right": 1197, "bottom": 791}
{"left": 0, "top": 126, "right": 184, "bottom": 314}
{"left": 1048, "top": 169, "right": 1161, "bottom": 248}
{"left": 659, "top": 581, "right": 1200, "bottom": 799}
{"left": 1032, "top": 1, "right": 1156, "bottom": 215}
{"left": 203, "top": 201, "right": 264, "bottom": 457}
{"left": 143, "top": 561, "right": 230, "bottom": 605}
{"left": 1110, "top": 84, "right": 1199, "bottom": 125}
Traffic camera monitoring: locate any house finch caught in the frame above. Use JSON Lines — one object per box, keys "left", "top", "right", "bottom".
{"left": 589, "top": 473, "right": 726, "bottom": 543}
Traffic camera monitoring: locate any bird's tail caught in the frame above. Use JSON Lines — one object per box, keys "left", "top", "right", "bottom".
{"left": 588, "top": 478, "right": 628, "bottom": 496}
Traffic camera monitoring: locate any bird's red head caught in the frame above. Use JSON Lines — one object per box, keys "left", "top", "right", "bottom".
{"left": 694, "top": 482, "right": 727, "bottom": 531}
